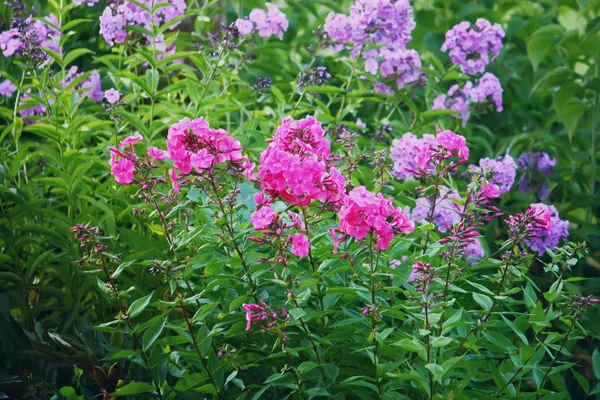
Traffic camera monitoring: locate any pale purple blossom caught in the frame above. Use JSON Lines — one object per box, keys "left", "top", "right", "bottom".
{"left": 411, "top": 186, "right": 463, "bottom": 232}
{"left": 468, "top": 73, "right": 503, "bottom": 112}
{"left": 247, "top": 3, "right": 289, "bottom": 40}
{"left": 441, "top": 18, "right": 505, "bottom": 75}
{"left": 0, "top": 14, "right": 62, "bottom": 59}
{"left": 518, "top": 152, "right": 556, "bottom": 200}
{"left": 432, "top": 84, "right": 471, "bottom": 126}
{"left": 465, "top": 240, "right": 486, "bottom": 265}
{"left": 525, "top": 203, "right": 569, "bottom": 256}
{"left": 470, "top": 155, "right": 517, "bottom": 195}
{"left": 104, "top": 88, "right": 121, "bottom": 104}
{"left": 58, "top": 67, "right": 103, "bottom": 102}
{"left": 324, "top": 0, "right": 423, "bottom": 92}
{"left": 234, "top": 18, "right": 254, "bottom": 36}
{"left": 99, "top": 0, "right": 186, "bottom": 47}
{"left": 390, "top": 132, "right": 438, "bottom": 180}
{"left": 0, "top": 80, "right": 17, "bottom": 97}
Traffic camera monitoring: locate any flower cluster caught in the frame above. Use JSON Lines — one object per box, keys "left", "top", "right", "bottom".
{"left": 336, "top": 186, "right": 414, "bottom": 251}
{"left": 441, "top": 18, "right": 505, "bottom": 75}
{"left": 324, "top": 0, "right": 424, "bottom": 92}
{"left": 235, "top": 3, "right": 289, "bottom": 40}
{"left": 432, "top": 84, "right": 471, "bottom": 126}
{"left": 0, "top": 13, "right": 61, "bottom": 62}
{"left": 109, "top": 134, "right": 143, "bottom": 185}
{"left": 468, "top": 73, "right": 503, "bottom": 111}
{"left": 242, "top": 301, "right": 288, "bottom": 331}
{"left": 298, "top": 67, "right": 332, "bottom": 87}
{"left": 409, "top": 261, "right": 435, "bottom": 293}
{"left": 0, "top": 80, "right": 17, "bottom": 97}
{"left": 98, "top": 0, "right": 186, "bottom": 46}
{"left": 432, "top": 73, "right": 503, "bottom": 126}
{"left": 470, "top": 155, "right": 517, "bottom": 196}
{"left": 518, "top": 152, "right": 556, "bottom": 200}
{"left": 505, "top": 203, "right": 569, "bottom": 256}
{"left": 165, "top": 117, "right": 244, "bottom": 177}
{"left": 524, "top": 203, "right": 569, "bottom": 256}
{"left": 465, "top": 239, "right": 486, "bottom": 264}
{"left": 389, "top": 127, "right": 469, "bottom": 180}
{"left": 249, "top": 116, "right": 345, "bottom": 208}
{"left": 411, "top": 186, "right": 462, "bottom": 232}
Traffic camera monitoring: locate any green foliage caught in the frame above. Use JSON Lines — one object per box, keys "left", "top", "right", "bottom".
{"left": 0, "top": 0, "right": 599, "bottom": 400}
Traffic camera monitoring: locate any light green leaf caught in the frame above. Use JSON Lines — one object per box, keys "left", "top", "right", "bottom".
{"left": 112, "top": 382, "right": 156, "bottom": 396}
{"left": 128, "top": 292, "right": 153, "bottom": 319}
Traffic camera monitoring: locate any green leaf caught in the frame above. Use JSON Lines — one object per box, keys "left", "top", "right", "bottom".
{"left": 483, "top": 331, "right": 516, "bottom": 350}
{"left": 473, "top": 293, "right": 492, "bottom": 311}
{"left": 63, "top": 49, "right": 94, "bottom": 67}
{"left": 431, "top": 336, "right": 453, "bottom": 348}
{"left": 298, "top": 361, "right": 319, "bottom": 375}
{"left": 270, "top": 86, "right": 286, "bottom": 103}
{"left": 112, "top": 382, "right": 156, "bottom": 396}
{"left": 393, "top": 338, "right": 425, "bottom": 353}
{"left": 573, "top": 369, "right": 590, "bottom": 393}
{"left": 142, "top": 315, "right": 166, "bottom": 351}
{"left": 57, "top": 386, "right": 83, "bottom": 400}
{"left": 174, "top": 373, "right": 209, "bottom": 391}
{"left": 289, "top": 308, "right": 306, "bottom": 320}
{"left": 527, "top": 25, "right": 564, "bottom": 71}
{"left": 593, "top": 348, "right": 600, "bottom": 379}
{"left": 128, "top": 292, "right": 153, "bottom": 319}
{"left": 425, "top": 363, "right": 444, "bottom": 383}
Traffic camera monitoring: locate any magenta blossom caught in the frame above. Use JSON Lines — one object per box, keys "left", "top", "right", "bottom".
{"left": 337, "top": 186, "right": 414, "bottom": 250}
{"left": 166, "top": 117, "right": 243, "bottom": 175}
{"left": 481, "top": 182, "right": 501, "bottom": 199}
{"left": 291, "top": 233, "right": 310, "bottom": 258}
{"left": 168, "top": 169, "right": 180, "bottom": 193}
{"left": 109, "top": 148, "right": 135, "bottom": 185}
{"left": 148, "top": 147, "right": 168, "bottom": 161}
{"left": 119, "top": 134, "right": 143, "bottom": 148}
{"left": 251, "top": 205, "right": 276, "bottom": 230}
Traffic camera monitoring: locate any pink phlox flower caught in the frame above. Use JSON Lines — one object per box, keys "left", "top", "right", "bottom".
{"left": 251, "top": 205, "right": 276, "bottom": 230}
{"left": 147, "top": 147, "right": 168, "bottom": 161}
{"left": 168, "top": 168, "right": 180, "bottom": 193}
{"left": 291, "top": 233, "right": 310, "bottom": 258}
{"left": 109, "top": 147, "right": 135, "bottom": 185}
{"left": 119, "top": 134, "right": 143, "bottom": 148}
{"left": 481, "top": 182, "right": 501, "bottom": 199}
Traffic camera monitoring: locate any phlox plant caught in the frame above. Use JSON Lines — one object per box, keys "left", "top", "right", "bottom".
{"left": 0, "top": 1, "right": 599, "bottom": 400}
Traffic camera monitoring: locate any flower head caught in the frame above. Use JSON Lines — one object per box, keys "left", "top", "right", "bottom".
{"left": 104, "top": 88, "right": 121, "bottom": 104}
{"left": 441, "top": 18, "right": 505, "bottom": 75}
{"left": 291, "top": 233, "right": 310, "bottom": 258}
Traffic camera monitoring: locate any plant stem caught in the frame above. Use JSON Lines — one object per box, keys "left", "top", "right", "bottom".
{"left": 425, "top": 297, "right": 434, "bottom": 399}
{"left": 423, "top": 174, "right": 441, "bottom": 252}
{"left": 207, "top": 176, "right": 259, "bottom": 300}
{"left": 534, "top": 322, "right": 574, "bottom": 399}
{"left": 587, "top": 58, "right": 599, "bottom": 224}
{"left": 454, "top": 241, "right": 517, "bottom": 356}
{"left": 98, "top": 254, "right": 163, "bottom": 399}
{"left": 174, "top": 285, "right": 222, "bottom": 398}
{"left": 301, "top": 208, "right": 325, "bottom": 314}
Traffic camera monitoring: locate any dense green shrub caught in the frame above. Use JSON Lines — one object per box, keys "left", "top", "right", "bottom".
{"left": 0, "top": 0, "right": 599, "bottom": 399}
